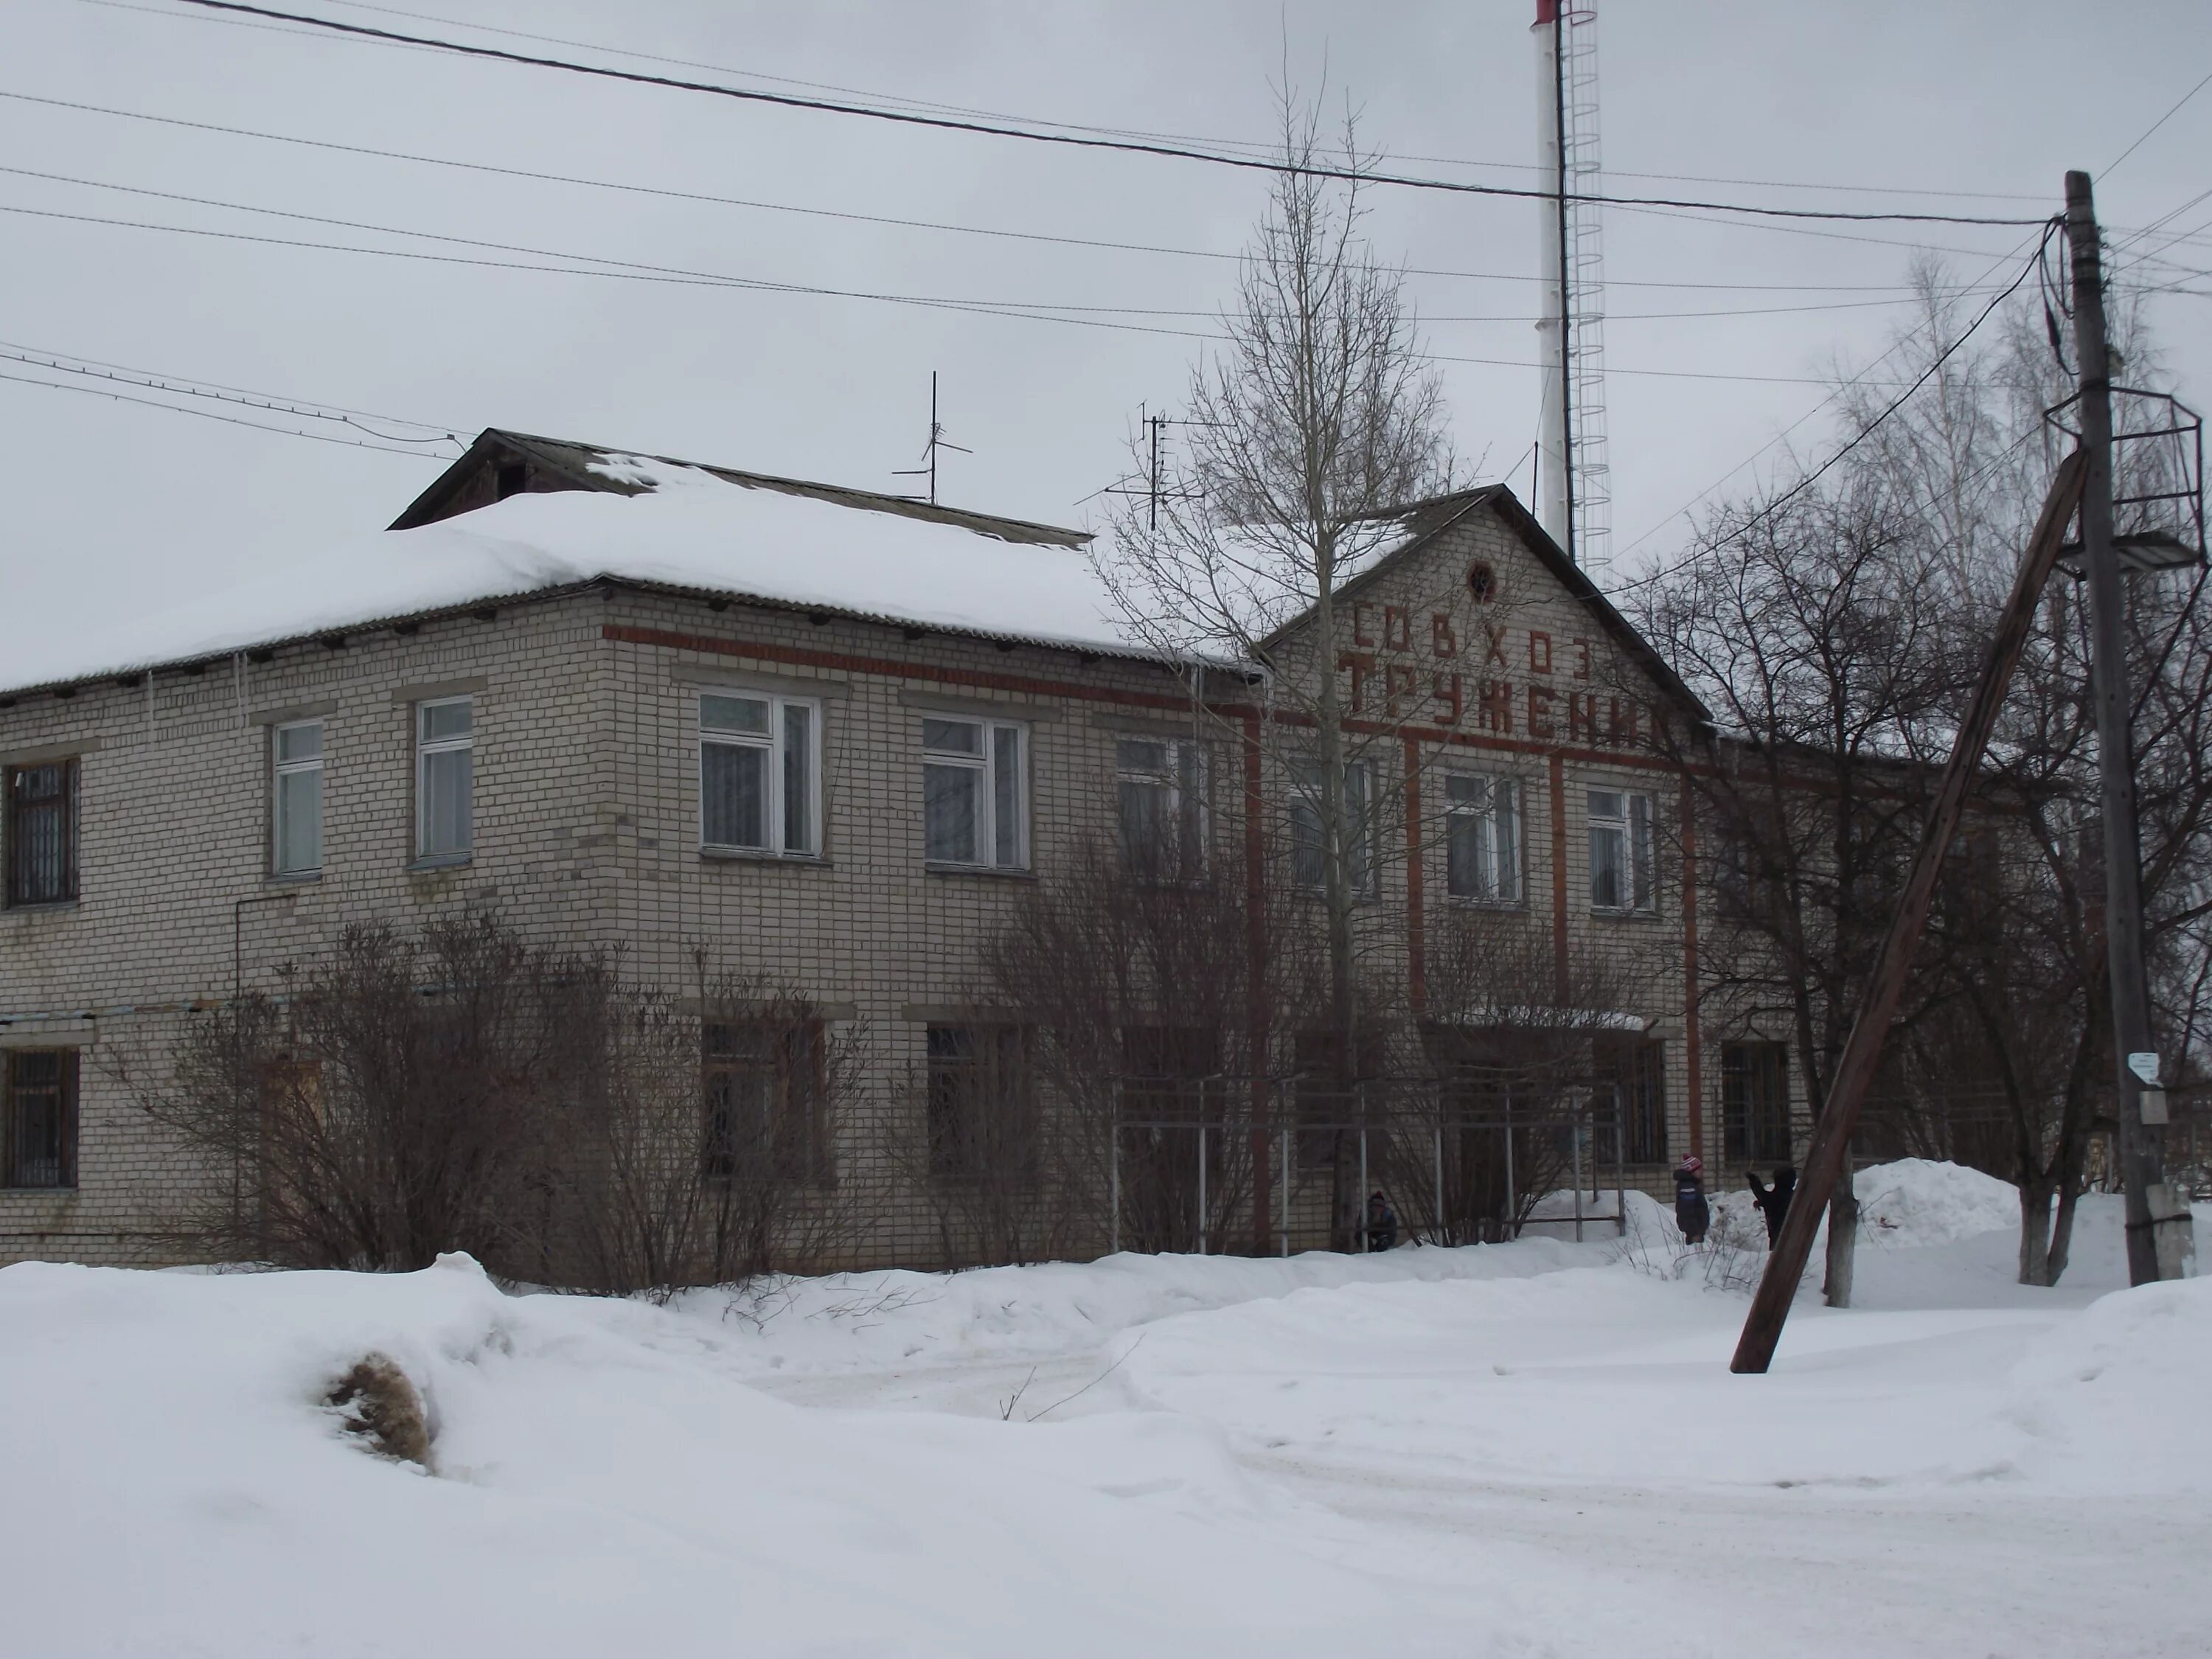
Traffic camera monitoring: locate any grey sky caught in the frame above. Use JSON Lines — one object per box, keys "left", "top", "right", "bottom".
{"left": 3, "top": 0, "right": 2206, "bottom": 657}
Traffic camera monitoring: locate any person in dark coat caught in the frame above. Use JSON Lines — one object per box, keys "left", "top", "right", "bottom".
{"left": 1746, "top": 1165, "right": 1797, "bottom": 1245}
{"left": 1672, "top": 1155, "right": 1709, "bottom": 1245}
{"left": 1364, "top": 1190, "right": 1399, "bottom": 1252}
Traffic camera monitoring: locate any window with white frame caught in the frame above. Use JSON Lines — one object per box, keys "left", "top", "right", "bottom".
{"left": 1588, "top": 787, "right": 1655, "bottom": 914}
{"left": 700, "top": 692, "right": 819, "bottom": 856}
{"left": 271, "top": 719, "right": 324, "bottom": 877}
{"left": 1290, "top": 758, "right": 1374, "bottom": 896}
{"left": 1445, "top": 773, "right": 1520, "bottom": 903}
{"left": 1116, "top": 737, "right": 1206, "bottom": 879}
{"left": 922, "top": 717, "right": 1026, "bottom": 868}
{"left": 414, "top": 698, "right": 473, "bottom": 861}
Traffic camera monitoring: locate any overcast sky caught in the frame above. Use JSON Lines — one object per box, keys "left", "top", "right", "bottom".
{"left": 4, "top": 0, "right": 2208, "bottom": 660}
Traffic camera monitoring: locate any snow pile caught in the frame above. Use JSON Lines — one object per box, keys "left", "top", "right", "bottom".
{"left": 1, "top": 456, "right": 1144, "bottom": 693}
{"left": 1854, "top": 1157, "right": 2021, "bottom": 1247}
{"left": 679, "top": 1234, "right": 1612, "bottom": 1385}
{"left": 2006, "top": 1274, "right": 2212, "bottom": 1492}
{"left": 0, "top": 1253, "right": 1462, "bottom": 1659}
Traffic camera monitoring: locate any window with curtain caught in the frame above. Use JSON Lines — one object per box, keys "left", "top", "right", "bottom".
{"left": 700, "top": 692, "right": 820, "bottom": 857}
{"left": 922, "top": 717, "right": 1026, "bottom": 869}
{"left": 1445, "top": 773, "right": 1521, "bottom": 903}
{"left": 1588, "top": 787, "right": 1655, "bottom": 914}
{"left": 414, "top": 698, "right": 473, "bottom": 861}
{"left": 1116, "top": 737, "right": 1206, "bottom": 880}
{"left": 1290, "top": 758, "right": 1373, "bottom": 895}
{"left": 271, "top": 720, "right": 324, "bottom": 877}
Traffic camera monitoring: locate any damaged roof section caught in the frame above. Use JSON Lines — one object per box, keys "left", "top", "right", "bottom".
{"left": 390, "top": 428, "right": 1093, "bottom": 550}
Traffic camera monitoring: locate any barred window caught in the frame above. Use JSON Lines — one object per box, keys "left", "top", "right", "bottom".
{"left": 1593, "top": 1034, "right": 1667, "bottom": 1165}
{"left": 4, "top": 1049, "right": 77, "bottom": 1189}
{"left": 925, "top": 1024, "right": 1035, "bottom": 1180}
{"left": 702, "top": 1018, "right": 830, "bottom": 1183}
{"left": 5, "top": 759, "right": 78, "bottom": 907}
{"left": 1722, "top": 1041, "right": 1792, "bottom": 1164}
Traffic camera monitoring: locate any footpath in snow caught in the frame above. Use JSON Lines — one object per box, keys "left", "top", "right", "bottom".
{"left": 1, "top": 1160, "right": 2207, "bottom": 1658}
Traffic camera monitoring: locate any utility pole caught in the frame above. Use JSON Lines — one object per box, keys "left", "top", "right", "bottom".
{"left": 2065, "top": 170, "right": 2198, "bottom": 1286}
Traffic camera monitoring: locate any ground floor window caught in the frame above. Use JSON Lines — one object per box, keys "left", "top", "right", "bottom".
{"left": 4, "top": 1048, "right": 77, "bottom": 1189}
{"left": 1592, "top": 1034, "right": 1666, "bottom": 1165}
{"left": 925, "top": 1025, "right": 1035, "bottom": 1180}
{"left": 703, "top": 1017, "right": 829, "bottom": 1182}
{"left": 1722, "top": 1040, "right": 1792, "bottom": 1164}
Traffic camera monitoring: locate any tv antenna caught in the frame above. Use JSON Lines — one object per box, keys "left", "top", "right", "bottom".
{"left": 1102, "top": 404, "right": 1203, "bottom": 529}
{"left": 892, "top": 371, "right": 969, "bottom": 506}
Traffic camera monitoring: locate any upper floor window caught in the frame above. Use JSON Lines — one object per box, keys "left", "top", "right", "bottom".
{"left": 1117, "top": 737, "right": 1206, "bottom": 880}
{"left": 1445, "top": 773, "right": 1521, "bottom": 904}
{"left": 3, "top": 1049, "right": 77, "bottom": 1189}
{"left": 271, "top": 720, "right": 324, "bottom": 877}
{"left": 700, "top": 692, "right": 819, "bottom": 857}
{"left": 1290, "top": 759, "right": 1374, "bottom": 896}
{"left": 4, "top": 759, "right": 77, "bottom": 907}
{"left": 923, "top": 717, "right": 1026, "bottom": 869}
{"left": 415, "top": 698, "right": 473, "bottom": 861}
{"left": 1588, "top": 787, "right": 1655, "bottom": 914}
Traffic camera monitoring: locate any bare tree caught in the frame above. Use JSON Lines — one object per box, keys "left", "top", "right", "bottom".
{"left": 1093, "top": 87, "right": 1459, "bottom": 1063}
{"left": 1635, "top": 257, "right": 2211, "bottom": 1290}
{"left": 548, "top": 964, "right": 866, "bottom": 1298}
{"left": 117, "top": 916, "right": 866, "bottom": 1293}
{"left": 122, "top": 915, "right": 568, "bottom": 1271}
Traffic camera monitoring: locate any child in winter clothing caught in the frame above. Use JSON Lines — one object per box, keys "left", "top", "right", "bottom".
{"left": 1746, "top": 1165, "right": 1797, "bottom": 1245}
{"left": 1365, "top": 1191, "right": 1399, "bottom": 1252}
{"left": 1672, "top": 1156, "right": 1709, "bottom": 1245}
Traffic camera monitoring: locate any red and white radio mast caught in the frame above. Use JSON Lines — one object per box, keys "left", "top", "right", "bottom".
{"left": 1532, "top": 2, "right": 1608, "bottom": 574}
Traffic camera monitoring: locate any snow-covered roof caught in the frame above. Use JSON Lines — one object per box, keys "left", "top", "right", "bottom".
{"left": 0, "top": 451, "right": 1156, "bottom": 697}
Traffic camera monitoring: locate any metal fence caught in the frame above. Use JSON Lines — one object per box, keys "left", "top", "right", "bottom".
{"left": 1103, "top": 1074, "right": 1637, "bottom": 1256}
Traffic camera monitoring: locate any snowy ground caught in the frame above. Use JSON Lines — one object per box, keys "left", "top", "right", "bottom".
{"left": 4, "top": 1161, "right": 2208, "bottom": 1658}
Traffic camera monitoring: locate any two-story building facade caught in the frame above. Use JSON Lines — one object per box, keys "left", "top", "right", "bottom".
{"left": 0, "top": 429, "right": 1806, "bottom": 1268}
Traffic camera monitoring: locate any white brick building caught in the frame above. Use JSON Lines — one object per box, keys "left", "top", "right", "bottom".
{"left": 0, "top": 429, "right": 1805, "bottom": 1268}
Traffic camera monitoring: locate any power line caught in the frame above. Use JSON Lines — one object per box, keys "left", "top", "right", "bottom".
{"left": 1601, "top": 234, "right": 2050, "bottom": 601}
{"left": 155, "top": 0, "right": 2053, "bottom": 228}
{"left": 290, "top": 0, "right": 2054, "bottom": 205}
{"left": 0, "top": 193, "right": 1932, "bottom": 389}
{"left": 0, "top": 88, "right": 2006, "bottom": 297}
{"left": 2103, "top": 66, "right": 2212, "bottom": 178}
{"left": 0, "top": 91, "right": 2011, "bottom": 299}
{"left": 0, "top": 343, "right": 459, "bottom": 440}
{"left": 0, "top": 364, "right": 459, "bottom": 456}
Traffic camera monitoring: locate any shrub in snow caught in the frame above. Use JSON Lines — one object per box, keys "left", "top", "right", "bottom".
{"left": 325, "top": 1352, "right": 431, "bottom": 1468}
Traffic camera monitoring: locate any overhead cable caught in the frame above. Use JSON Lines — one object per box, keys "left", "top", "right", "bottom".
{"left": 156, "top": 0, "right": 2053, "bottom": 228}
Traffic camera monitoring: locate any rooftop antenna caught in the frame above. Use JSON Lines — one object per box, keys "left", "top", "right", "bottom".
{"left": 1102, "top": 403, "right": 1203, "bottom": 528}
{"left": 892, "top": 370, "right": 969, "bottom": 506}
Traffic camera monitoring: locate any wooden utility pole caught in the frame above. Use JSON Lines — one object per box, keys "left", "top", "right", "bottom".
{"left": 2065, "top": 170, "right": 2199, "bottom": 1286}
{"left": 1731, "top": 453, "right": 2087, "bottom": 1374}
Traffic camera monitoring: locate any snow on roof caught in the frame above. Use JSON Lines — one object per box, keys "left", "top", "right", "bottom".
{"left": 1, "top": 455, "right": 1152, "bottom": 696}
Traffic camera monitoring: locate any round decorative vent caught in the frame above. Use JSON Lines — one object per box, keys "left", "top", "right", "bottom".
{"left": 1467, "top": 560, "right": 1498, "bottom": 602}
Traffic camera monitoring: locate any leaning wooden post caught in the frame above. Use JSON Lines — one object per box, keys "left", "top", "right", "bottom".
{"left": 1731, "top": 451, "right": 2087, "bottom": 1374}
